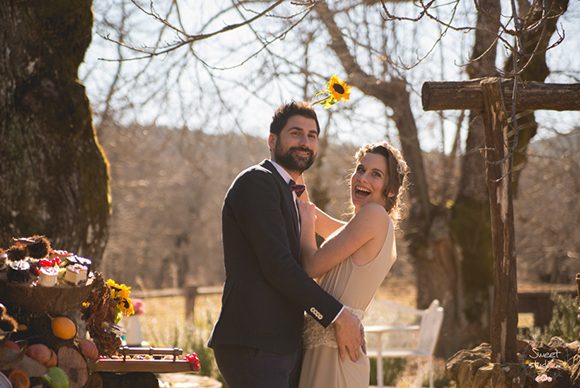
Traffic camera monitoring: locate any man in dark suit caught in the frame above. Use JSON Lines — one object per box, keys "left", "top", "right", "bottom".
{"left": 208, "top": 101, "right": 363, "bottom": 388}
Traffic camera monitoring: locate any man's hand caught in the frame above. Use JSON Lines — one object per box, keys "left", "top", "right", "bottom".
{"left": 334, "top": 309, "right": 364, "bottom": 362}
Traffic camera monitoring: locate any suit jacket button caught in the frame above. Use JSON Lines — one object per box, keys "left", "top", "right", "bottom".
{"left": 309, "top": 307, "right": 323, "bottom": 320}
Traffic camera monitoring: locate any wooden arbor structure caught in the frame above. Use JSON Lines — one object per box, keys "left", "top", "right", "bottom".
{"left": 422, "top": 79, "right": 580, "bottom": 363}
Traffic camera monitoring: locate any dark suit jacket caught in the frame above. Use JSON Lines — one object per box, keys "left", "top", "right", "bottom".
{"left": 208, "top": 160, "right": 342, "bottom": 354}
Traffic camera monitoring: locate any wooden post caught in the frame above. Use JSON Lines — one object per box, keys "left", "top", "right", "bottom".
{"left": 480, "top": 78, "right": 518, "bottom": 364}
{"left": 576, "top": 273, "right": 580, "bottom": 301}
{"left": 184, "top": 285, "right": 198, "bottom": 321}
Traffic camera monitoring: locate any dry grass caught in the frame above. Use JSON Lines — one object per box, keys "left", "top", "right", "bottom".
{"left": 137, "top": 279, "right": 415, "bottom": 341}
{"left": 136, "top": 294, "right": 222, "bottom": 346}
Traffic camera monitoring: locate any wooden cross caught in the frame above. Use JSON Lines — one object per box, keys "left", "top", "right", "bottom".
{"left": 422, "top": 78, "right": 580, "bottom": 363}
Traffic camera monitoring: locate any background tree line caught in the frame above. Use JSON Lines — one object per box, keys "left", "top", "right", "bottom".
{"left": 96, "top": 122, "right": 579, "bottom": 290}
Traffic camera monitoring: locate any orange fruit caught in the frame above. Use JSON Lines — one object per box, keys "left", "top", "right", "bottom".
{"left": 51, "top": 316, "right": 76, "bottom": 340}
{"left": 8, "top": 368, "right": 30, "bottom": 388}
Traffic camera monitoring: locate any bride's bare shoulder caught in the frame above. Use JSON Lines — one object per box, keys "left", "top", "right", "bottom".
{"left": 351, "top": 203, "right": 390, "bottom": 233}
{"left": 356, "top": 203, "right": 389, "bottom": 220}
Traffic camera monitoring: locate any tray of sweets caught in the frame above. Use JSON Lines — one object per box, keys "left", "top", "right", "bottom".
{"left": 95, "top": 346, "right": 199, "bottom": 373}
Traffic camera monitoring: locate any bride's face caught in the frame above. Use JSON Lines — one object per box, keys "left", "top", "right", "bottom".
{"left": 350, "top": 152, "right": 388, "bottom": 211}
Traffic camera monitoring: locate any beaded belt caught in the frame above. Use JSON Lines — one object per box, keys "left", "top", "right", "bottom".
{"left": 303, "top": 306, "right": 364, "bottom": 349}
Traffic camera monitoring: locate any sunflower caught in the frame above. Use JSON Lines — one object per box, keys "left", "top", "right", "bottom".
{"left": 106, "top": 278, "right": 135, "bottom": 318}
{"left": 326, "top": 75, "right": 351, "bottom": 102}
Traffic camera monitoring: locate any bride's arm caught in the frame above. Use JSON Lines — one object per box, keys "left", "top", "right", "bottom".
{"left": 315, "top": 207, "right": 346, "bottom": 239}
{"left": 297, "top": 176, "right": 346, "bottom": 239}
{"left": 299, "top": 202, "right": 388, "bottom": 278}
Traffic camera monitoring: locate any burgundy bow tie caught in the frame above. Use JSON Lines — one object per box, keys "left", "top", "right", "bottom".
{"left": 289, "top": 180, "right": 306, "bottom": 198}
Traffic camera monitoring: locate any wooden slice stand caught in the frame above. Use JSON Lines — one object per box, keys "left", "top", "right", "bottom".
{"left": 1, "top": 276, "right": 94, "bottom": 314}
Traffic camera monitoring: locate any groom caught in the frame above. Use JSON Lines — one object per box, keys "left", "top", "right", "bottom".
{"left": 208, "top": 101, "right": 363, "bottom": 388}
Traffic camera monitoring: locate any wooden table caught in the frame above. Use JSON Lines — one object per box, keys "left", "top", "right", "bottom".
{"left": 90, "top": 347, "right": 199, "bottom": 388}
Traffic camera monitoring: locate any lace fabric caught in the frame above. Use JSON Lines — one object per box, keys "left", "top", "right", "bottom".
{"left": 303, "top": 306, "right": 365, "bottom": 349}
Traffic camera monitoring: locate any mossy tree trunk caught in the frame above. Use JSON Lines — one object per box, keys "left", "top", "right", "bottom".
{"left": 0, "top": 0, "right": 110, "bottom": 267}
{"left": 440, "top": 0, "right": 502, "bottom": 354}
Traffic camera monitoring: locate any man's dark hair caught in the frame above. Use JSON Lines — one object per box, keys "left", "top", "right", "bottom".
{"left": 269, "top": 101, "right": 320, "bottom": 135}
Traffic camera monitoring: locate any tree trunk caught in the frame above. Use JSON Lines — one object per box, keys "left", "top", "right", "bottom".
{"left": 504, "top": 0, "right": 569, "bottom": 195}
{"left": 0, "top": 0, "right": 109, "bottom": 267}
{"left": 441, "top": 0, "right": 502, "bottom": 354}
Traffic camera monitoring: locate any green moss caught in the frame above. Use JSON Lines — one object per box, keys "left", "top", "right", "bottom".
{"left": 450, "top": 195, "right": 493, "bottom": 320}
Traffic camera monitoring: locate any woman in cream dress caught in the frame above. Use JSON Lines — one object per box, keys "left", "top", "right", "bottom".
{"left": 297, "top": 142, "right": 409, "bottom": 388}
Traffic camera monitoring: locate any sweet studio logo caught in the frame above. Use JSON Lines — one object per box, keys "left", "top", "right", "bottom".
{"left": 529, "top": 347, "right": 562, "bottom": 383}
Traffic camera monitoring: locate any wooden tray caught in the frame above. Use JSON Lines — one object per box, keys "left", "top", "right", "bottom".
{"left": 94, "top": 347, "right": 198, "bottom": 374}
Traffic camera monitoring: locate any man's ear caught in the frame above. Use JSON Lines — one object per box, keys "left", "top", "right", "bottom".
{"left": 268, "top": 133, "right": 276, "bottom": 151}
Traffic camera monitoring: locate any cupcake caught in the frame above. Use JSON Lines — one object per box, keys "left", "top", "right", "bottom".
{"left": 38, "top": 267, "right": 59, "bottom": 287}
{"left": 7, "top": 260, "right": 31, "bottom": 283}
{"left": 64, "top": 264, "right": 88, "bottom": 285}
{"left": 65, "top": 255, "right": 92, "bottom": 273}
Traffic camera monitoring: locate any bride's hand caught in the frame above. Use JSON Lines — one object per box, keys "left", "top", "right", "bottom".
{"left": 297, "top": 199, "right": 316, "bottom": 228}
{"left": 296, "top": 175, "right": 311, "bottom": 202}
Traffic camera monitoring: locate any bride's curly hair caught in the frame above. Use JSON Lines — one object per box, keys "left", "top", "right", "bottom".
{"left": 353, "top": 142, "right": 409, "bottom": 225}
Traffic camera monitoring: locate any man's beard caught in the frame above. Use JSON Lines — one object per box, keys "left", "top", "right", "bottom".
{"left": 274, "top": 143, "right": 316, "bottom": 174}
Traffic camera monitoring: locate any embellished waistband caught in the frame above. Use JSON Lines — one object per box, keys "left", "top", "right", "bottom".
{"left": 303, "top": 306, "right": 364, "bottom": 349}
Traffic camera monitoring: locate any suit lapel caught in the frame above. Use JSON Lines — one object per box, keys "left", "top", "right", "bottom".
{"left": 261, "top": 160, "right": 300, "bottom": 239}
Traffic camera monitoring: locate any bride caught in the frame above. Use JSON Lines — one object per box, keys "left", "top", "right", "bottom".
{"left": 297, "top": 142, "right": 409, "bottom": 388}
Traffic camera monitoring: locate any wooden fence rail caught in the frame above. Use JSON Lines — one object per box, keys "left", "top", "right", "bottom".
{"left": 133, "top": 285, "right": 223, "bottom": 320}
{"left": 132, "top": 281, "right": 580, "bottom": 325}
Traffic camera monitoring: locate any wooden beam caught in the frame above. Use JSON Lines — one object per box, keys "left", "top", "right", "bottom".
{"left": 422, "top": 80, "right": 580, "bottom": 111}
{"left": 480, "top": 78, "right": 518, "bottom": 364}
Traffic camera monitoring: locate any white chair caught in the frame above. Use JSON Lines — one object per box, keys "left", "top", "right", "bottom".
{"left": 364, "top": 299, "right": 444, "bottom": 388}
